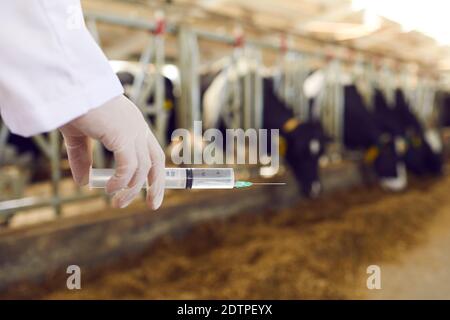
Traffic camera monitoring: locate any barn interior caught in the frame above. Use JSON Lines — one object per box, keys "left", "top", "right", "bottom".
{"left": 2, "top": 0, "right": 450, "bottom": 299}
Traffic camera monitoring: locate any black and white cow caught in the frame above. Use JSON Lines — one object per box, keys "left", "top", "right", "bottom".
{"left": 343, "top": 85, "right": 405, "bottom": 189}
{"left": 302, "top": 67, "right": 407, "bottom": 190}
{"left": 394, "top": 89, "right": 442, "bottom": 176}
{"left": 373, "top": 88, "right": 442, "bottom": 176}
{"left": 263, "top": 78, "right": 328, "bottom": 197}
{"left": 303, "top": 70, "right": 406, "bottom": 190}
{"left": 438, "top": 90, "right": 450, "bottom": 127}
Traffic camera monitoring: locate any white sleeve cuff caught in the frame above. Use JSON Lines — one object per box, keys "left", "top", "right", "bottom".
{"left": 4, "top": 75, "right": 124, "bottom": 137}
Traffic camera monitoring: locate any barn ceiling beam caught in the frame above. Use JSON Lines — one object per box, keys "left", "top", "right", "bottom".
{"left": 351, "top": 25, "right": 402, "bottom": 49}
{"left": 295, "top": 2, "right": 356, "bottom": 31}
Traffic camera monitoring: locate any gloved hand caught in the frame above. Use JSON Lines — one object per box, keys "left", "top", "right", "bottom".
{"left": 59, "top": 95, "right": 165, "bottom": 210}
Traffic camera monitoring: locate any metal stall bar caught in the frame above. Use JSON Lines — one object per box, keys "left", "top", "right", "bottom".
{"left": 0, "top": 127, "right": 106, "bottom": 216}
{"left": 0, "top": 194, "right": 101, "bottom": 222}
{"left": 254, "top": 56, "right": 264, "bottom": 130}
{"left": 49, "top": 131, "right": 62, "bottom": 215}
{"left": 178, "top": 26, "right": 201, "bottom": 131}
{"left": 130, "top": 36, "right": 155, "bottom": 104}
{"left": 119, "top": 12, "right": 168, "bottom": 146}
{"left": 85, "top": 12, "right": 437, "bottom": 74}
{"left": 153, "top": 13, "right": 167, "bottom": 146}
{"left": 243, "top": 51, "right": 253, "bottom": 131}
{"left": 0, "top": 122, "right": 9, "bottom": 163}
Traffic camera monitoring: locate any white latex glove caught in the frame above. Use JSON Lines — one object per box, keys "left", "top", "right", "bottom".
{"left": 59, "top": 95, "right": 165, "bottom": 210}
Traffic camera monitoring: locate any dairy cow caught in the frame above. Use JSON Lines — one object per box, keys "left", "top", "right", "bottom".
{"left": 343, "top": 85, "right": 406, "bottom": 190}
{"left": 263, "top": 78, "right": 328, "bottom": 197}
{"left": 373, "top": 88, "right": 442, "bottom": 176}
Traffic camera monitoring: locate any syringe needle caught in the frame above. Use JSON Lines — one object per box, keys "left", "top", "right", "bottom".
{"left": 252, "top": 182, "right": 287, "bottom": 185}
{"left": 234, "top": 181, "right": 286, "bottom": 188}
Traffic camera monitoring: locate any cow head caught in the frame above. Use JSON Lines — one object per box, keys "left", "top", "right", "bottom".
{"left": 369, "top": 134, "right": 407, "bottom": 191}
{"left": 284, "top": 121, "right": 329, "bottom": 197}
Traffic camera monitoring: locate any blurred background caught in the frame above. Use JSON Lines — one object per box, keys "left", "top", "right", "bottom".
{"left": 2, "top": 0, "right": 450, "bottom": 299}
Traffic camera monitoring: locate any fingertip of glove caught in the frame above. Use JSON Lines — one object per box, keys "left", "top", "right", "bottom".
{"left": 149, "top": 188, "right": 164, "bottom": 211}
{"left": 73, "top": 174, "right": 89, "bottom": 187}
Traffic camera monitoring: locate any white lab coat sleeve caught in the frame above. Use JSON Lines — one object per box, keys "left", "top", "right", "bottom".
{"left": 0, "top": 0, "right": 124, "bottom": 137}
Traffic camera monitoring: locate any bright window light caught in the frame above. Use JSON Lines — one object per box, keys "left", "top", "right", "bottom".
{"left": 352, "top": 0, "right": 450, "bottom": 44}
{"left": 162, "top": 64, "right": 180, "bottom": 82}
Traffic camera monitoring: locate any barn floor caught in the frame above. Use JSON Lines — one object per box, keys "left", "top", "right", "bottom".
{"left": 39, "top": 171, "right": 450, "bottom": 300}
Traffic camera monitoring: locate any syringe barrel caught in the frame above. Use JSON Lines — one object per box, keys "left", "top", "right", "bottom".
{"left": 89, "top": 168, "right": 235, "bottom": 189}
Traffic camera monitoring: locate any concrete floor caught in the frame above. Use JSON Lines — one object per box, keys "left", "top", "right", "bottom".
{"left": 367, "top": 202, "right": 450, "bottom": 300}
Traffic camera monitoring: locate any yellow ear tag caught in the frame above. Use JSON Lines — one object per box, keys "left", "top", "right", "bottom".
{"left": 279, "top": 136, "right": 287, "bottom": 157}
{"left": 283, "top": 118, "right": 301, "bottom": 133}
{"left": 364, "top": 146, "right": 379, "bottom": 164}
{"left": 164, "top": 99, "right": 173, "bottom": 110}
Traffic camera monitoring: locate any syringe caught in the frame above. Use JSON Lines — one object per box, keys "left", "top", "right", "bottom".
{"left": 90, "top": 167, "right": 233, "bottom": 189}
{"left": 89, "top": 168, "right": 286, "bottom": 190}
